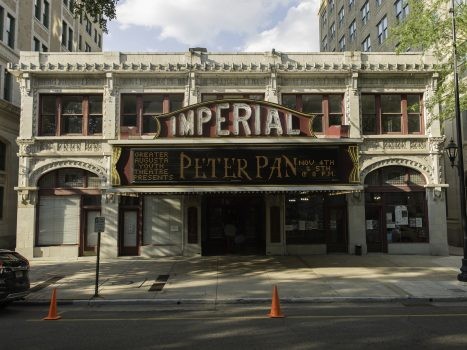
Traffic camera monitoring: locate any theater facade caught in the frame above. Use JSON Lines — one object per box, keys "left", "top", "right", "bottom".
{"left": 10, "top": 51, "right": 449, "bottom": 259}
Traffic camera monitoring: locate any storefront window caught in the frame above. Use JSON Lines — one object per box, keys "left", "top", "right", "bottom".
{"left": 285, "top": 194, "right": 325, "bottom": 244}
{"left": 365, "top": 166, "right": 428, "bottom": 251}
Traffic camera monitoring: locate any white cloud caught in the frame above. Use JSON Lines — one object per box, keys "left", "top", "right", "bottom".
{"left": 243, "top": 0, "right": 320, "bottom": 52}
{"left": 116, "top": 0, "right": 293, "bottom": 46}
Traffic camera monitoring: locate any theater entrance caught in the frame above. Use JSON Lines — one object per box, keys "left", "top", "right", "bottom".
{"left": 202, "top": 195, "right": 266, "bottom": 255}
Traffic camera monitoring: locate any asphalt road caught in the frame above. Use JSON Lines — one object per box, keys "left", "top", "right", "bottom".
{"left": 1, "top": 302, "right": 467, "bottom": 349}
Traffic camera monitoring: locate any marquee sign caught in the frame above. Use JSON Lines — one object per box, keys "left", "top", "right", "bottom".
{"left": 151, "top": 98, "right": 316, "bottom": 138}
{"left": 113, "top": 145, "right": 360, "bottom": 186}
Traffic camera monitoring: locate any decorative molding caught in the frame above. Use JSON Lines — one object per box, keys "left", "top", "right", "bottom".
{"left": 116, "top": 77, "right": 186, "bottom": 87}
{"left": 197, "top": 77, "right": 268, "bottom": 86}
{"left": 279, "top": 77, "right": 346, "bottom": 87}
{"left": 360, "top": 157, "right": 433, "bottom": 184}
{"left": 359, "top": 77, "right": 427, "bottom": 88}
{"left": 33, "top": 78, "right": 105, "bottom": 88}
{"left": 362, "top": 138, "right": 428, "bottom": 152}
{"left": 20, "top": 140, "right": 103, "bottom": 155}
{"left": 29, "top": 159, "right": 107, "bottom": 187}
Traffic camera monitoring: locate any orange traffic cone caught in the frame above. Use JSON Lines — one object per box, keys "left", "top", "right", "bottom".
{"left": 43, "top": 288, "right": 61, "bottom": 320}
{"left": 268, "top": 285, "right": 284, "bottom": 318}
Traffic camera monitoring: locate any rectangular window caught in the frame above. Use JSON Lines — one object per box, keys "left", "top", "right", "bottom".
{"left": 322, "top": 35, "right": 328, "bottom": 51}
{"left": 338, "top": 6, "right": 345, "bottom": 27}
{"left": 330, "top": 22, "right": 336, "bottom": 39}
{"left": 0, "top": 186, "right": 3, "bottom": 220}
{"left": 376, "top": 0, "right": 383, "bottom": 6}
{"left": 362, "top": 94, "right": 423, "bottom": 135}
{"left": 329, "top": 0, "right": 335, "bottom": 12}
{"left": 395, "top": 0, "right": 409, "bottom": 22}
{"left": 85, "top": 42, "right": 91, "bottom": 52}
{"left": 39, "top": 95, "right": 103, "bottom": 136}
{"left": 6, "top": 14, "right": 15, "bottom": 49}
{"left": 42, "top": 44, "right": 48, "bottom": 52}
{"left": 85, "top": 17, "right": 92, "bottom": 35}
{"left": 377, "top": 15, "right": 388, "bottom": 44}
{"left": 97, "top": 34, "right": 102, "bottom": 48}
{"left": 281, "top": 94, "right": 343, "bottom": 134}
{"left": 121, "top": 94, "right": 184, "bottom": 136}
{"left": 43, "top": 1, "right": 50, "bottom": 28}
{"left": 0, "top": 141, "right": 5, "bottom": 171}
{"left": 33, "top": 37, "right": 41, "bottom": 51}
{"left": 61, "top": 21, "right": 67, "bottom": 46}
{"left": 94, "top": 28, "right": 98, "bottom": 43}
{"left": 362, "top": 35, "right": 371, "bottom": 52}
{"left": 349, "top": 0, "right": 355, "bottom": 10}
{"left": 0, "top": 7, "right": 4, "bottom": 41}
{"left": 349, "top": 19, "right": 356, "bottom": 41}
{"left": 321, "top": 12, "right": 327, "bottom": 26}
{"left": 339, "top": 35, "right": 346, "bottom": 51}
{"left": 67, "top": 27, "right": 73, "bottom": 51}
{"left": 78, "top": 34, "right": 82, "bottom": 50}
{"left": 4, "top": 69, "right": 12, "bottom": 101}
{"left": 361, "top": 1, "right": 370, "bottom": 25}
{"left": 35, "top": 0, "right": 41, "bottom": 20}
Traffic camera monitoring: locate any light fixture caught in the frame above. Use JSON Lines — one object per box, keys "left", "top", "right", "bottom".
{"left": 445, "top": 138, "right": 458, "bottom": 167}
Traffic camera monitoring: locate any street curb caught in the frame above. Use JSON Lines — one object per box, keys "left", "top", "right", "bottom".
{"left": 15, "top": 296, "right": 467, "bottom": 306}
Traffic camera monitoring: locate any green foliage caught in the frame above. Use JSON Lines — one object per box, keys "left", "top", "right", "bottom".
{"left": 391, "top": 0, "right": 467, "bottom": 125}
{"left": 72, "top": 0, "right": 119, "bottom": 33}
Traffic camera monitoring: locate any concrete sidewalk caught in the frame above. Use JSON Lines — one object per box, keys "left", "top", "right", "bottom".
{"left": 20, "top": 253, "right": 467, "bottom": 305}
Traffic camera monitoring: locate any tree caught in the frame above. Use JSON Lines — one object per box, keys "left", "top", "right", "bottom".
{"left": 391, "top": 0, "right": 466, "bottom": 124}
{"left": 72, "top": 0, "right": 120, "bottom": 34}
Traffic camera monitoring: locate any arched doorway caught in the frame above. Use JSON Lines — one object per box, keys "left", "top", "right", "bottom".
{"left": 37, "top": 168, "right": 102, "bottom": 256}
{"left": 364, "top": 166, "right": 428, "bottom": 252}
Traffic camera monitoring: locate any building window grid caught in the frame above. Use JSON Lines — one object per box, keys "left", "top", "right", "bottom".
{"left": 361, "top": 1, "right": 370, "bottom": 25}
{"left": 377, "top": 15, "right": 388, "bottom": 44}
{"left": 330, "top": 22, "right": 336, "bottom": 40}
{"left": 338, "top": 6, "right": 345, "bottom": 27}
{"left": 120, "top": 94, "right": 184, "bottom": 135}
{"left": 35, "top": 0, "right": 41, "bottom": 20}
{"left": 322, "top": 35, "right": 328, "bottom": 51}
{"left": 395, "top": 0, "right": 409, "bottom": 22}
{"left": 362, "top": 35, "right": 371, "bottom": 52}
{"left": 281, "top": 94, "right": 344, "bottom": 134}
{"left": 39, "top": 95, "right": 103, "bottom": 136}
{"left": 6, "top": 14, "right": 15, "bottom": 49}
{"left": 339, "top": 35, "right": 346, "bottom": 51}
{"left": 349, "top": 20, "right": 356, "bottom": 42}
{"left": 361, "top": 94, "right": 423, "bottom": 135}
{"left": 43, "top": 1, "right": 50, "bottom": 28}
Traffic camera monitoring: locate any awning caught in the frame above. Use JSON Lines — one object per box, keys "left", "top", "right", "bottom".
{"left": 106, "top": 184, "right": 364, "bottom": 195}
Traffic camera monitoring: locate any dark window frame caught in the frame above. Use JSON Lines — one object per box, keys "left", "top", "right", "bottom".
{"left": 120, "top": 94, "right": 185, "bottom": 136}
{"left": 39, "top": 94, "right": 103, "bottom": 136}
{"left": 362, "top": 94, "right": 424, "bottom": 135}
{"left": 281, "top": 94, "right": 344, "bottom": 135}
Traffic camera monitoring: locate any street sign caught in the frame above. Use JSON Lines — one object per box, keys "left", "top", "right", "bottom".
{"left": 94, "top": 217, "right": 105, "bottom": 232}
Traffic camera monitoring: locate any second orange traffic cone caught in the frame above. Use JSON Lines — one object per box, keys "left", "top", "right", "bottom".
{"left": 43, "top": 288, "right": 61, "bottom": 320}
{"left": 268, "top": 285, "right": 284, "bottom": 318}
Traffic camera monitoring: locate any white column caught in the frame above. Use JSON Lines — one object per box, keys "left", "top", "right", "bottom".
{"left": 347, "top": 193, "right": 367, "bottom": 254}
{"left": 427, "top": 188, "right": 449, "bottom": 255}
{"left": 100, "top": 193, "right": 119, "bottom": 258}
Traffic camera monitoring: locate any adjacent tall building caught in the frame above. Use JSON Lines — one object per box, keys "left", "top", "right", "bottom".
{"left": 318, "top": 0, "right": 408, "bottom": 52}
{"left": 0, "top": 0, "right": 103, "bottom": 248}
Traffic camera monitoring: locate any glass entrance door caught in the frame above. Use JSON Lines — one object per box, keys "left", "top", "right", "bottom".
{"left": 365, "top": 205, "right": 387, "bottom": 252}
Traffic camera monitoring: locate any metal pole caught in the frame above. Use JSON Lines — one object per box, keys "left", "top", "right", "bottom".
{"left": 450, "top": 0, "right": 467, "bottom": 282}
{"left": 94, "top": 230, "right": 102, "bottom": 296}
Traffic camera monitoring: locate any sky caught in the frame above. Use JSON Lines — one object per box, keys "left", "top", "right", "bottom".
{"left": 103, "top": 0, "right": 321, "bottom": 52}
